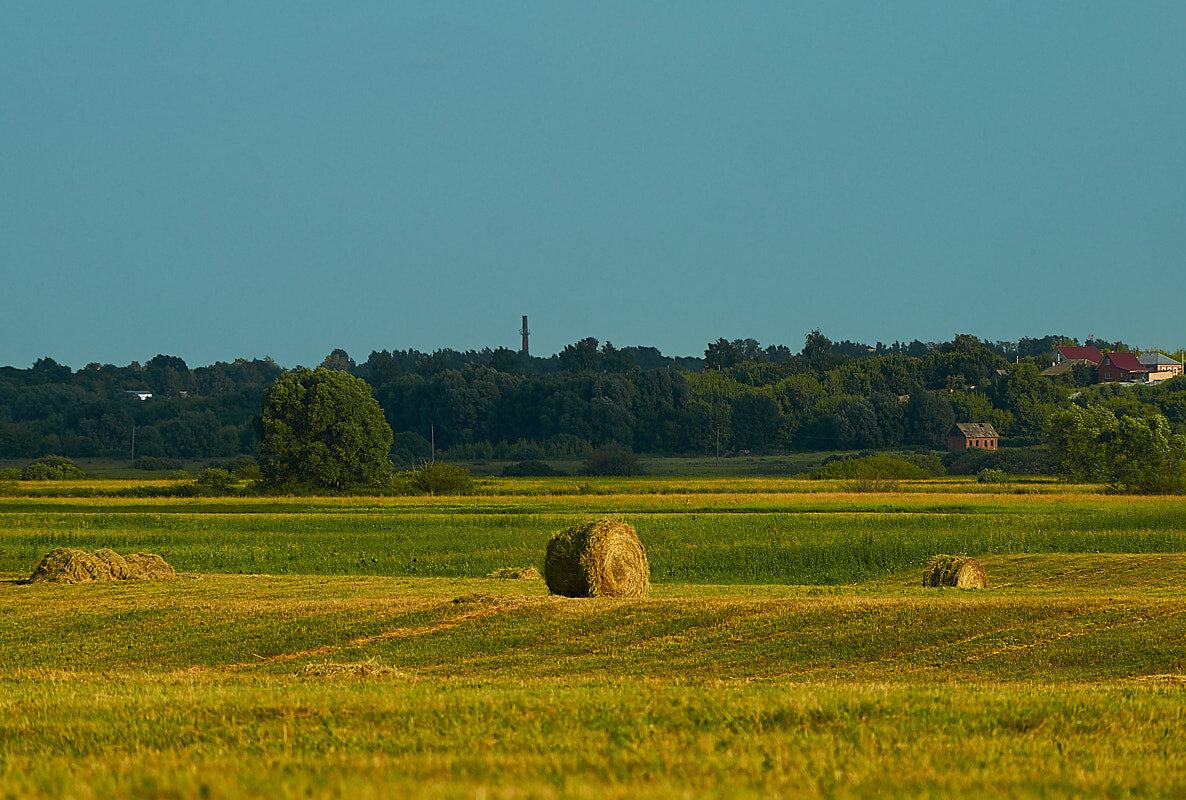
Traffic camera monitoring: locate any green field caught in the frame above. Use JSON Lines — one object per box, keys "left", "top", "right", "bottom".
{"left": 2, "top": 477, "right": 1185, "bottom": 798}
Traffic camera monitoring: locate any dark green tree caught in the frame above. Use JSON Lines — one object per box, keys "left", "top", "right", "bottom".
{"left": 704, "top": 338, "right": 743, "bottom": 370}
{"left": 559, "top": 338, "right": 602, "bottom": 372}
{"left": 318, "top": 348, "right": 356, "bottom": 372}
{"left": 255, "top": 368, "right": 393, "bottom": 491}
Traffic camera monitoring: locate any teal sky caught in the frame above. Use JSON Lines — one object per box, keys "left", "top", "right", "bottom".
{"left": 3, "top": 2, "right": 1184, "bottom": 368}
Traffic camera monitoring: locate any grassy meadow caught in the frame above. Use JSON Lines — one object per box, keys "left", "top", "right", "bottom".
{"left": 2, "top": 475, "right": 1185, "bottom": 797}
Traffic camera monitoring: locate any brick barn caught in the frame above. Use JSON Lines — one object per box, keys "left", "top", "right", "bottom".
{"left": 947, "top": 422, "right": 999, "bottom": 452}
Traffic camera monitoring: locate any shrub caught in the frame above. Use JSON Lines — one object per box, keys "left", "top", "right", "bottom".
{"left": 409, "top": 462, "right": 474, "bottom": 495}
{"left": 133, "top": 456, "right": 183, "bottom": 471}
{"left": 580, "top": 444, "right": 646, "bottom": 476}
{"left": 903, "top": 452, "right": 947, "bottom": 476}
{"left": 0, "top": 468, "right": 21, "bottom": 481}
{"left": 22, "top": 456, "right": 86, "bottom": 481}
{"left": 502, "top": 459, "right": 566, "bottom": 477}
{"left": 222, "top": 456, "right": 262, "bottom": 480}
{"left": 194, "top": 468, "right": 235, "bottom": 493}
{"left": 976, "top": 467, "right": 1011, "bottom": 484}
{"left": 943, "top": 446, "right": 1052, "bottom": 476}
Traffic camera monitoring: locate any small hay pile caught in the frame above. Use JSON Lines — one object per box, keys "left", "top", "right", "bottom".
{"left": 544, "top": 518, "right": 649, "bottom": 598}
{"left": 922, "top": 554, "right": 987, "bottom": 589}
{"left": 29, "top": 547, "right": 177, "bottom": 584}
{"left": 488, "top": 566, "right": 542, "bottom": 580}
{"left": 301, "top": 658, "right": 407, "bottom": 678}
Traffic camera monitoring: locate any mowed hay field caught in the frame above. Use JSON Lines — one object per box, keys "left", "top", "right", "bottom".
{"left": 2, "top": 477, "right": 1185, "bottom": 798}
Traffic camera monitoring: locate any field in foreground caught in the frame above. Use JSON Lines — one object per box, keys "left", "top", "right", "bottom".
{"left": 2, "top": 480, "right": 1185, "bottom": 798}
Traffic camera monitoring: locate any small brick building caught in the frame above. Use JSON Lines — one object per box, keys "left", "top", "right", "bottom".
{"left": 1139, "top": 352, "right": 1183, "bottom": 377}
{"left": 946, "top": 422, "right": 999, "bottom": 452}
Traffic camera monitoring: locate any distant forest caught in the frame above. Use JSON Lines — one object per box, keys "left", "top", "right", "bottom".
{"left": 3, "top": 332, "right": 1186, "bottom": 464}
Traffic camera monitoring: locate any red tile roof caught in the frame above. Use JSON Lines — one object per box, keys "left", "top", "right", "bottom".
{"left": 1101, "top": 352, "right": 1147, "bottom": 372}
{"left": 1056, "top": 346, "right": 1103, "bottom": 364}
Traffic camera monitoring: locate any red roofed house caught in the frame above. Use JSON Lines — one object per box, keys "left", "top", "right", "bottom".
{"left": 1055, "top": 345, "right": 1103, "bottom": 365}
{"left": 1098, "top": 352, "right": 1149, "bottom": 383}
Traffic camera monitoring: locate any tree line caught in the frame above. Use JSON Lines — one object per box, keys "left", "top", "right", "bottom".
{"left": 3, "top": 332, "right": 1185, "bottom": 462}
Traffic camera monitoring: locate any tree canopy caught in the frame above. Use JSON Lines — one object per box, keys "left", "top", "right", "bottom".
{"left": 255, "top": 368, "right": 393, "bottom": 491}
{"left": 1047, "top": 405, "right": 1186, "bottom": 493}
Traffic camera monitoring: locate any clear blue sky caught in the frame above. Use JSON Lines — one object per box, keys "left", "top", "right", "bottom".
{"left": 3, "top": 2, "right": 1184, "bottom": 369}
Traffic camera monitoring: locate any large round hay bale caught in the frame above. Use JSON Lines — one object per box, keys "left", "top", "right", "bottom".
{"left": 29, "top": 548, "right": 116, "bottom": 584}
{"left": 124, "top": 553, "right": 177, "bottom": 580}
{"left": 922, "top": 554, "right": 987, "bottom": 589}
{"left": 544, "top": 518, "right": 649, "bottom": 598}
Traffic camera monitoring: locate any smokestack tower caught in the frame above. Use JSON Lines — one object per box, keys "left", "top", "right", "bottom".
{"left": 520, "top": 316, "right": 530, "bottom": 357}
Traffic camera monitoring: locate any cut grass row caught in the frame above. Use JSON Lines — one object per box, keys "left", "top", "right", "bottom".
{"left": 2, "top": 491, "right": 1184, "bottom": 583}
{"left": 4, "top": 555, "right": 1185, "bottom": 681}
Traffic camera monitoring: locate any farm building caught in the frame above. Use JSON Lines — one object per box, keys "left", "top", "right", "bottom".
{"left": 1139, "top": 352, "right": 1183, "bottom": 377}
{"left": 946, "top": 422, "right": 999, "bottom": 452}
{"left": 1054, "top": 345, "right": 1103, "bottom": 365}
{"left": 1098, "top": 352, "right": 1149, "bottom": 383}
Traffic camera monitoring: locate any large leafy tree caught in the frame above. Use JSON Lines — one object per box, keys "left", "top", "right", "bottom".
{"left": 256, "top": 368, "right": 393, "bottom": 491}
{"left": 1047, "top": 405, "right": 1186, "bottom": 493}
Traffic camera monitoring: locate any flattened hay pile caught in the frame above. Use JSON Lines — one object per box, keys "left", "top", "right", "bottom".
{"left": 488, "top": 566, "right": 543, "bottom": 580}
{"left": 923, "top": 554, "right": 987, "bottom": 589}
{"left": 544, "top": 518, "right": 649, "bottom": 598}
{"left": 29, "top": 547, "right": 177, "bottom": 584}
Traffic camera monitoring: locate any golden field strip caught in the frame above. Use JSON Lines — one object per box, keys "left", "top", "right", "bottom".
{"left": 1, "top": 477, "right": 1184, "bottom": 798}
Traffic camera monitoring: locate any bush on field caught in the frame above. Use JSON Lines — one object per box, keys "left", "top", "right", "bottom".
{"left": 0, "top": 467, "right": 21, "bottom": 481}
{"left": 580, "top": 444, "right": 646, "bottom": 477}
{"left": 903, "top": 452, "right": 947, "bottom": 476}
{"left": 502, "top": 459, "right": 567, "bottom": 477}
{"left": 22, "top": 456, "right": 86, "bottom": 481}
{"left": 195, "top": 468, "right": 235, "bottom": 493}
{"left": 220, "top": 456, "right": 262, "bottom": 480}
{"left": 811, "top": 455, "right": 932, "bottom": 481}
{"left": 943, "top": 446, "right": 1051, "bottom": 476}
{"left": 409, "top": 462, "right": 474, "bottom": 495}
{"left": 976, "top": 467, "right": 1011, "bottom": 484}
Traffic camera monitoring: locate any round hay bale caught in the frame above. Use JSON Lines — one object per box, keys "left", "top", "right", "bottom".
{"left": 922, "top": 554, "right": 987, "bottom": 589}
{"left": 124, "top": 553, "right": 177, "bottom": 580}
{"left": 544, "top": 518, "right": 649, "bottom": 598}
{"left": 29, "top": 548, "right": 115, "bottom": 584}
{"left": 94, "top": 548, "right": 131, "bottom": 580}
